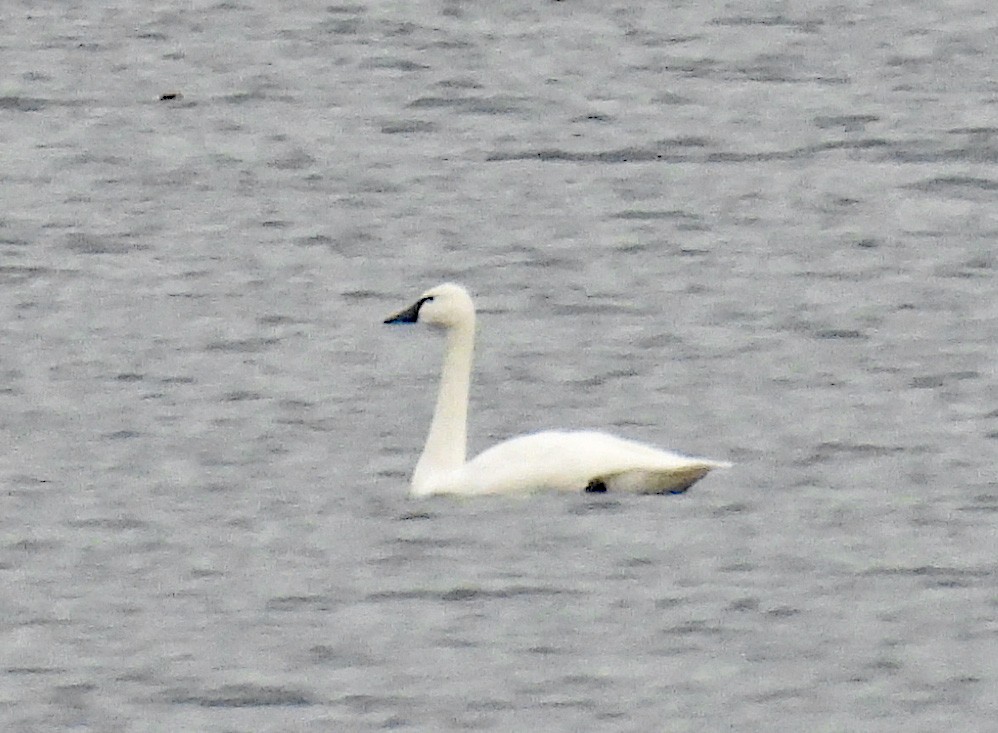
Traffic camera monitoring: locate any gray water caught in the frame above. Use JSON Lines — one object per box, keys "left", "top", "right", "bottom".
{"left": 2, "top": 1, "right": 996, "bottom": 730}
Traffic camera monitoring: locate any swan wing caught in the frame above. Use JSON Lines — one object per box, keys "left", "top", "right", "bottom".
{"left": 425, "top": 430, "right": 729, "bottom": 496}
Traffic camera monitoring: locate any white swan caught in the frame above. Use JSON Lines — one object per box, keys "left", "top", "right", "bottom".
{"left": 384, "top": 283, "right": 730, "bottom": 497}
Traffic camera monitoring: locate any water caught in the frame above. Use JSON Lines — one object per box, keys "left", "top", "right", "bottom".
{"left": 1, "top": 1, "right": 996, "bottom": 730}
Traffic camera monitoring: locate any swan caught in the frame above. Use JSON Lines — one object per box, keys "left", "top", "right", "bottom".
{"left": 384, "top": 283, "right": 730, "bottom": 497}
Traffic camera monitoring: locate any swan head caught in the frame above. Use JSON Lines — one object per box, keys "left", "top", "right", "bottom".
{"left": 384, "top": 283, "right": 475, "bottom": 331}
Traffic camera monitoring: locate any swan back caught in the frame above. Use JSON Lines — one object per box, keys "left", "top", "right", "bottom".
{"left": 428, "top": 430, "right": 728, "bottom": 496}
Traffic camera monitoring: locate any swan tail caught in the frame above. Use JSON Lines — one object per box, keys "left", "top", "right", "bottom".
{"left": 604, "top": 462, "right": 725, "bottom": 495}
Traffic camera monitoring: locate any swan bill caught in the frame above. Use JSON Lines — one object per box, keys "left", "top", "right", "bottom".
{"left": 384, "top": 296, "right": 431, "bottom": 324}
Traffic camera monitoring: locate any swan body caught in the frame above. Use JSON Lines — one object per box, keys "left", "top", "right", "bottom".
{"left": 385, "top": 283, "right": 729, "bottom": 497}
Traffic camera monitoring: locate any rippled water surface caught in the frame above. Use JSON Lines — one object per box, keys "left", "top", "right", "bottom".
{"left": 2, "top": 1, "right": 996, "bottom": 730}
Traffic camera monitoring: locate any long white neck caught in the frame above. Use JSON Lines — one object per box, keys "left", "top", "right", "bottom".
{"left": 412, "top": 319, "right": 475, "bottom": 494}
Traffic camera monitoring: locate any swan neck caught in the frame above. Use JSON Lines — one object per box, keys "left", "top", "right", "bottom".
{"left": 413, "top": 321, "right": 474, "bottom": 491}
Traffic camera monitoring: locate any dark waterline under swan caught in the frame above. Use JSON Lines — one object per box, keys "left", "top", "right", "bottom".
{"left": 384, "top": 283, "right": 730, "bottom": 497}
